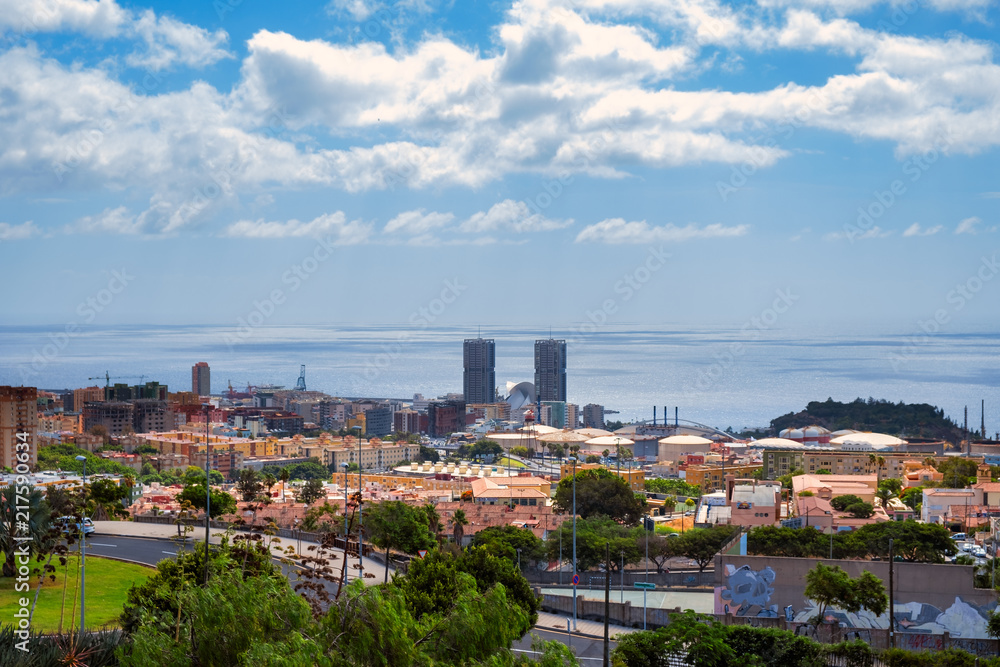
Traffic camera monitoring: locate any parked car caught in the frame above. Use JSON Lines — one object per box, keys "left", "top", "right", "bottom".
{"left": 951, "top": 532, "right": 967, "bottom": 541}
{"left": 57, "top": 517, "right": 95, "bottom": 536}
{"left": 973, "top": 546, "right": 987, "bottom": 558}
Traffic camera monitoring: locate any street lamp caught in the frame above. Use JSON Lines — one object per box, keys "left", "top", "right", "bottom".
{"left": 341, "top": 462, "right": 350, "bottom": 560}
{"left": 354, "top": 427, "right": 364, "bottom": 578}
{"left": 571, "top": 455, "right": 578, "bottom": 631}
{"left": 202, "top": 404, "right": 211, "bottom": 585}
{"left": 74, "top": 454, "right": 87, "bottom": 641}
{"left": 620, "top": 550, "right": 624, "bottom": 604}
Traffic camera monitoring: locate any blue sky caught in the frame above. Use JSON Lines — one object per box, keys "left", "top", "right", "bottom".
{"left": 0, "top": 0, "right": 998, "bottom": 335}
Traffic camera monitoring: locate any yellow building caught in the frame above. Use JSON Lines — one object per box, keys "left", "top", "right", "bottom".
{"left": 558, "top": 462, "right": 644, "bottom": 492}
{"left": 685, "top": 463, "right": 763, "bottom": 492}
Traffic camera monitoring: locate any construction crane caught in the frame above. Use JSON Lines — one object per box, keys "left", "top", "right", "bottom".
{"left": 295, "top": 365, "right": 306, "bottom": 391}
{"left": 88, "top": 371, "right": 146, "bottom": 388}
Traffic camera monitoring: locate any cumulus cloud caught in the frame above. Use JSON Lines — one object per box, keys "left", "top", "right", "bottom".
{"left": 0, "top": 221, "right": 41, "bottom": 241}
{"left": 575, "top": 219, "right": 749, "bottom": 244}
{"left": 127, "top": 9, "right": 232, "bottom": 70}
{"left": 459, "top": 200, "right": 572, "bottom": 234}
{"left": 0, "top": 0, "right": 127, "bottom": 37}
{"left": 0, "top": 0, "right": 231, "bottom": 70}
{"left": 383, "top": 209, "right": 455, "bottom": 235}
{"left": 955, "top": 216, "right": 982, "bottom": 234}
{"left": 222, "top": 212, "right": 373, "bottom": 243}
{"left": 903, "top": 223, "right": 943, "bottom": 237}
{"left": 824, "top": 225, "right": 892, "bottom": 242}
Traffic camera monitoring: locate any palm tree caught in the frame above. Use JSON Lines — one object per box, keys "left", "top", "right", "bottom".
{"left": 279, "top": 468, "right": 290, "bottom": 501}
{"left": 876, "top": 486, "right": 896, "bottom": 508}
{"left": 450, "top": 509, "right": 469, "bottom": 546}
{"left": 0, "top": 484, "right": 52, "bottom": 577}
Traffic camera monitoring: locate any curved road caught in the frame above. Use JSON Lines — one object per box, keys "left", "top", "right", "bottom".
{"left": 85, "top": 534, "right": 615, "bottom": 660}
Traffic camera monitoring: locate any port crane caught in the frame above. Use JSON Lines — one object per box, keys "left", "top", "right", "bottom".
{"left": 295, "top": 365, "right": 306, "bottom": 391}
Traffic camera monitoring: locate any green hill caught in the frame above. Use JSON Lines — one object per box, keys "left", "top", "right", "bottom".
{"left": 766, "top": 398, "right": 965, "bottom": 443}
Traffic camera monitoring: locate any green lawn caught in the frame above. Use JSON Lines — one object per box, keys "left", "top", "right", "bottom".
{"left": 497, "top": 456, "right": 527, "bottom": 469}
{"left": 0, "top": 554, "right": 153, "bottom": 632}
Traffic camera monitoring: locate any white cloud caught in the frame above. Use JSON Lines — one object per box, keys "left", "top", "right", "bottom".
{"left": 383, "top": 209, "right": 455, "bottom": 235}
{"left": 955, "top": 216, "right": 982, "bottom": 234}
{"left": 0, "top": 221, "right": 41, "bottom": 240}
{"left": 0, "top": 1, "right": 231, "bottom": 70}
{"left": 824, "top": 225, "right": 892, "bottom": 241}
{"left": 127, "top": 9, "right": 232, "bottom": 70}
{"left": 222, "top": 212, "right": 373, "bottom": 243}
{"left": 0, "top": 0, "right": 127, "bottom": 38}
{"left": 903, "top": 223, "right": 943, "bottom": 237}
{"left": 459, "top": 200, "right": 572, "bottom": 234}
{"left": 326, "top": 0, "right": 380, "bottom": 21}
{"left": 575, "top": 219, "right": 748, "bottom": 244}
{"left": 68, "top": 206, "right": 143, "bottom": 234}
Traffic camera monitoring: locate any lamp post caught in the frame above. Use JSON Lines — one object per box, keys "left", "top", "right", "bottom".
{"left": 355, "top": 427, "right": 364, "bottom": 577}
{"left": 202, "top": 404, "right": 211, "bottom": 585}
{"left": 341, "top": 462, "right": 350, "bottom": 558}
{"left": 620, "top": 550, "right": 624, "bottom": 604}
{"left": 74, "top": 454, "right": 87, "bottom": 641}
{"left": 572, "top": 455, "right": 578, "bottom": 631}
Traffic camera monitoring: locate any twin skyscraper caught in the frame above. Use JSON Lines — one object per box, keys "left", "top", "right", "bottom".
{"left": 463, "top": 337, "right": 566, "bottom": 404}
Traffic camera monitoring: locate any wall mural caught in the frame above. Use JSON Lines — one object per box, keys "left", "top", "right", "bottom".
{"left": 716, "top": 564, "right": 778, "bottom": 617}
{"left": 715, "top": 564, "right": 1000, "bottom": 639}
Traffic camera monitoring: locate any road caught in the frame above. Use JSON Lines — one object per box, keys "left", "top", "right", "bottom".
{"left": 86, "top": 534, "right": 615, "bottom": 659}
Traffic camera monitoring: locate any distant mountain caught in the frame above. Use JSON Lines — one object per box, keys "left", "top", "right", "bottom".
{"left": 766, "top": 398, "right": 966, "bottom": 444}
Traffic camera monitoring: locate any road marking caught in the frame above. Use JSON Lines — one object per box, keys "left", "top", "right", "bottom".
{"left": 162, "top": 551, "right": 177, "bottom": 555}
{"left": 88, "top": 543, "right": 117, "bottom": 547}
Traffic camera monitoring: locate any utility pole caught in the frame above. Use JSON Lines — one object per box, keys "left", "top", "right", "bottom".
{"left": 203, "top": 404, "right": 211, "bottom": 585}
{"left": 889, "top": 538, "right": 895, "bottom": 649}
{"left": 603, "top": 541, "right": 610, "bottom": 667}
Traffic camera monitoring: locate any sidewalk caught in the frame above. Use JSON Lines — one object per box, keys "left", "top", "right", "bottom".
{"left": 534, "top": 611, "right": 638, "bottom": 638}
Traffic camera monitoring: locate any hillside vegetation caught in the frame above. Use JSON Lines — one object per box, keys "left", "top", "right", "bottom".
{"left": 767, "top": 398, "right": 965, "bottom": 443}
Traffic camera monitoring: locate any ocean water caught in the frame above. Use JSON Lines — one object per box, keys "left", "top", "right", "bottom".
{"left": 1, "top": 323, "right": 998, "bottom": 433}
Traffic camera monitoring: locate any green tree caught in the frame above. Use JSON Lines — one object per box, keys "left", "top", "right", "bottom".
{"left": 545, "top": 516, "right": 642, "bottom": 571}
{"left": 236, "top": 468, "right": 265, "bottom": 502}
{"left": 830, "top": 494, "right": 865, "bottom": 511}
{"left": 803, "top": 562, "right": 887, "bottom": 623}
{"left": 0, "top": 485, "right": 52, "bottom": 578}
{"left": 646, "top": 533, "right": 677, "bottom": 573}
{"left": 297, "top": 478, "right": 326, "bottom": 506}
{"left": 644, "top": 478, "right": 702, "bottom": 498}
{"left": 553, "top": 468, "right": 646, "bottom": 525}
{"left": 418, "top": 444, "right": 440, "bottom": 463}
{"left": 87, "top": 478, "right": 130, "bottom": 520}
{"left": 777, "top": 468, "right": 805, "bottom": 489}
{"left": 177, "top": 484, "right": 236, "bottom": 519}
{"left": 879, "top": 478, "right": 903, "bottom": 495}
{"left": 365, "top": 501, "right": 437, "bottom": 582}
{"left": 612, "top": 611, "right": 735, "bottom": 667}
{"left": 470, "top": 525, "right": 546, "bottom": 564}
{"left": 450, "top": 508, "right": 469, "bottom": 545}
{"left": 845, "top": 502, "right": 874, "bottom": 519}
{"left": 852, "top": 520, "right": 956, "bottom": 562}
{"left": 938, "top": 457, "right": 980, "bottom": 488}
{"left": 122, "top": 567, "right": 325, "bottom": 667}
{"left": 673, "top": 525, "right": 739, "bottom": 572}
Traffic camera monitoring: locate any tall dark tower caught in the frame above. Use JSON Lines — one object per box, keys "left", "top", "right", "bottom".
{"left": 534, "top": 338, "right": 567, "bottom": 402}
{"left": 463, "top": 338, "right": 495, "bottom": 404}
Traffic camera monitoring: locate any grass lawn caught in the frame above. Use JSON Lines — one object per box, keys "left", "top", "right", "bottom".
{"left": 497, "top": 456, "right": 527, "bottom": 469}
{"left": 0, "top": 554, "right": 153, "bottom": 632}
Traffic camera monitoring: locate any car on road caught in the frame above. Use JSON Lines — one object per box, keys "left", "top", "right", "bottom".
{"left": 973, "top": 546, "right": 988, "bottom": 558}
{"left": 57, "top": 516, "right": 95, "bottom": 536}
{"left": 951, "top": 532, "right": 967, "bottom": 541}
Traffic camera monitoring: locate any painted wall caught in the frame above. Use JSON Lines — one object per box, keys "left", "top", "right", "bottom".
{"left": 714, "top": 555, "right": 999, "bottom": 639}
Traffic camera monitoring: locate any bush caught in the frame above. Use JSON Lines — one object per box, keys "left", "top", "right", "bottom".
{"left": 825, "top": 639, "right": 877, "bottom": 667}
{"left": 726, "top": 625, "right": 825, "bottom": 667}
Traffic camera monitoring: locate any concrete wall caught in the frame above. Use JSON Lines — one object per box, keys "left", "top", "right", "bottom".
{"left": 714, "top": 554, "right": 999, "bottom": 640}
{"left": 538, "top": 591, "right": 681, "bottom": 629}
{"left": 522, "top": 568, "right": 714, "bottom": 588}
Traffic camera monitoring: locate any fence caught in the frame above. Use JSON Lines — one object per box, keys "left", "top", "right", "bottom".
{"left": 521, "top": 568, "right": 713, "bottom": 588}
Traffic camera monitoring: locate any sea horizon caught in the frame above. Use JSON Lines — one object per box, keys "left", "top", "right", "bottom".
{"left": 2, "top": 322, "right": 997, "bottom": 434}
